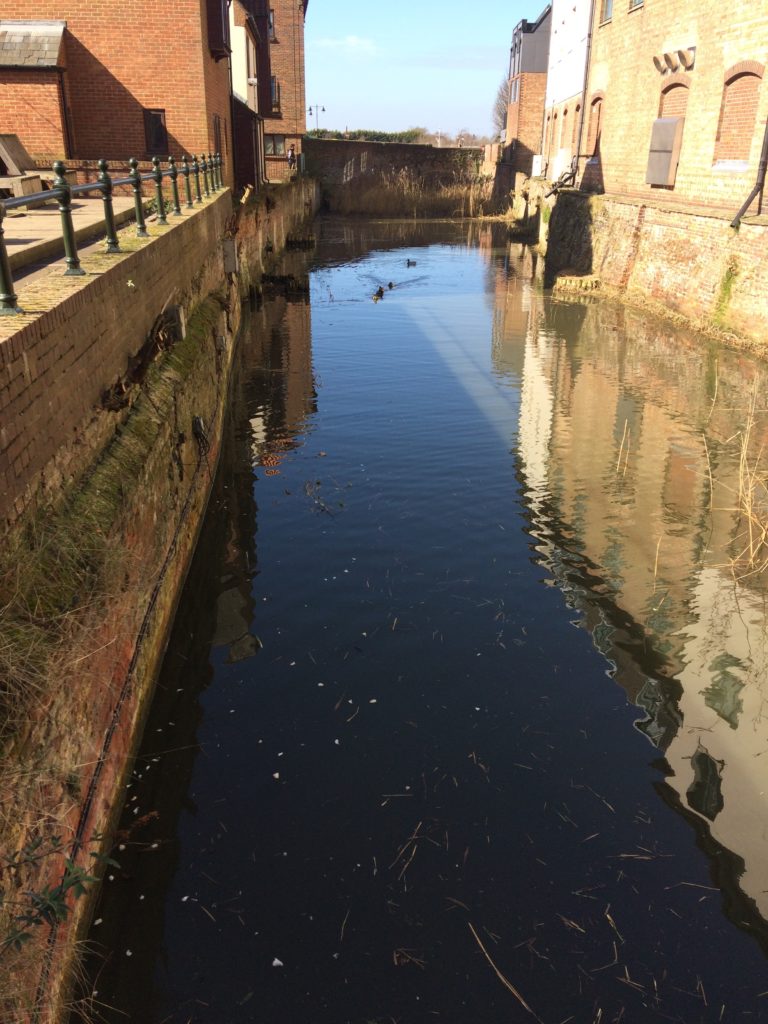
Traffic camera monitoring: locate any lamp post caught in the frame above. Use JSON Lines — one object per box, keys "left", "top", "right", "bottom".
{"left": 308, "top": 104, "right": 325, "bottom": 131}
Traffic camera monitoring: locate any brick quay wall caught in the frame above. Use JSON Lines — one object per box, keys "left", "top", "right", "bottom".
{"left": 0, "top": 178, "right": 319, "bottom": 1022}
{"left": 540, "top": 188, "right": 768, "bottom": 347}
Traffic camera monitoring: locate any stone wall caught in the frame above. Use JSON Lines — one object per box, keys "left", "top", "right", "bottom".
{"left": 545, "top": 189, "right": 768, "bottom": 345}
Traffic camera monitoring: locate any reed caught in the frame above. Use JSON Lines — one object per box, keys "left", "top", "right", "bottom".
{"left": 327, "top": 167, "right": 494, "bottom": 218}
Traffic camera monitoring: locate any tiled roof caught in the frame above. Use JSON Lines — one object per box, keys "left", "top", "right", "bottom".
{"left": 0, "top": 20, "right": 66, "bottom": 68}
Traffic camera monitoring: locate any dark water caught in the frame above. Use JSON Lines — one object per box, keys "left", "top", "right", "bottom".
{"left": 80, "top": 221, "right": 768, "bottom": 1024}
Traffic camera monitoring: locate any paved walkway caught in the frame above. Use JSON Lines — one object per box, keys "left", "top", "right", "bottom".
{"left": 4, "top": 196, "right": 138, "bottom": 274}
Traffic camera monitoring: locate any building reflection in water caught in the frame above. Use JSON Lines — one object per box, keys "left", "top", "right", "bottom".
{"left": 213, "top": 266, "right": 316, "bottom": 665}
{"left": 489, "top": 242, "right": 768, "bottom": 921}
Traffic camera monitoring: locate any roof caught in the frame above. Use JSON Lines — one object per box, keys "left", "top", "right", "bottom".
{"left": 0, "top": 20, "right": 66, "bottom": 68}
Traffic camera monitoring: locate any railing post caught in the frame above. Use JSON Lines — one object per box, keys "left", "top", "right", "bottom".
{"left": 97, "top": 159, "right": 121, "bottom": 253}
{"left": 129, "top": 157, "right": 149, "bottom": 237}
{"left": 201, "top": 154, "right": 210, "bottom": 197}
{"left": 53, "top": 161, "right": 85, "bottom": 276}
{"left": 214, "top": 153, "right": 222, "bottom": 189}
{"left": 192, "top": 155, "right": 203, "bottom": 203}
{"left": 168, "top": 155, "right": 182, "bottom": 216}
{"left": 0, "top": 202, "right": 22, "bottom": 315}
{"left": 211, "top": 153, "right": 220, "bottom": 191}
{"left": 152, "top": 156, "right": 168, "bottom": 225}
{"left": 181, "top": 156, "right": 194, "bottom": 209}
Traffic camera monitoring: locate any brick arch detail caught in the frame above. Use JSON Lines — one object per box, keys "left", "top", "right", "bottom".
{"left": 661, "top": 72, "right": 690, "bottom": 92}
{"left": 724, "top": 60, "right": 765, "bottom": 83}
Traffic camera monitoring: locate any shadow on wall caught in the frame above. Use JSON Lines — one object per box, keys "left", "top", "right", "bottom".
{"left": 64, "top": 34, "right": 186, "bottom": 162}
{"left": 543, "top": 190, "right": 594, "bottom": 288}
{"left": 580, "top": 131, "right": 605, "bottom": 195}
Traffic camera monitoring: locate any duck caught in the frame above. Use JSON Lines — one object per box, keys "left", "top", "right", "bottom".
{"left": 374, "top": 285, "right": 385, "bottom": 299}
{"left": 388, "top": 282, "right": 394, "bottom": 289}
{"left": 406, "top": 259, "right": 416, "bottom": 267}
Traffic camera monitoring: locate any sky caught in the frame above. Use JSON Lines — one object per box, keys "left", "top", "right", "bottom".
{"left": 304, "top": 0, "right": 533, "bottom": 137}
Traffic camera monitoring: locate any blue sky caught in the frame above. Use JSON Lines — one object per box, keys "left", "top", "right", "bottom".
{"left": 304, "top": 1, "right": 532, "bottom": 137}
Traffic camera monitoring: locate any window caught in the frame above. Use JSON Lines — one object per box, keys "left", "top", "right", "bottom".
{"left": 510, "top": 78, "right": 519, "bottom": 103}
{"left": 600, "top": 0, "right": 613, "bottom": 22}
{"left": 628, "top": 0, "right": 643, "bottom": 8}
{"left": 714, "top": 66, "right": 763, "bottom": 164}
{"left": 265, "top": 134, "right": 286, "bottom": 156}
{"left": 143, "top": 108, "right": 168, "bottom": 155}
{"left": 572, "top": 104, "right": 581, "bottom": 147}
{"left": 268, "top": 8, "right": 275, "bottom": 40}
{"left": 270, "top": 76, "right": 281, "bottom": 113}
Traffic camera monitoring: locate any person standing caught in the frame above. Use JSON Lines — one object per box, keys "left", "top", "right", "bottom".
{"left": 287, "top": 144, "right": 296, "bottom": 171}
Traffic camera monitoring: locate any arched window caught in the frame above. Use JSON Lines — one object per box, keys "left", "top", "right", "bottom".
{"left": 561, "top": 107, "right": 568, "bottom": 150}
{"left": 714, "top": 63, "right": 764, "bottom": 163}
{"left": 551, "top": 112, "right": 558, "bottom": 153}
{"left": 572, "top": 104, "right": 581, "bottom": 148}
{"left": 544, "top": 114, "right": 552, "bottom": 153}
{"left": 660, "top": 81, "right": 689, "bottom": 119}
{"left": 586, "top": 96, "right": 603, "bottom": 156}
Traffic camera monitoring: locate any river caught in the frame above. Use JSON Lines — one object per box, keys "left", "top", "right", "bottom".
{"left": 77, "top": 220, "right": 768, "bottom": 1024}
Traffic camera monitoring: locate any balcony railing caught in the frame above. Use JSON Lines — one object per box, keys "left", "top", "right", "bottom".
{"left": 0, "top": 152, "right": 224, "bottom": 316}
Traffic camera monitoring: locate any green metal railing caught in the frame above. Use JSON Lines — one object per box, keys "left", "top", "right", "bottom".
{"left": 0, "top": 153, "right": 224, "bottom": 316}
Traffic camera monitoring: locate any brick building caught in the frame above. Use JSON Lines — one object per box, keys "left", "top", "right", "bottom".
{"left": 230, "top": 0, "right": 273, "bottom": 189}
{"left": 0, "top": 0, "right": 307, "bottom": 191}
{"left": 0, "top": 3, "right": 234, "bottom": 186}
{"left": 580, "top": 0, "right": 768, "bottom": 211}
{"left": 503, "top": 5, "right": 552, "bottom": 177}
{"left": 261, "top": 0, "right": 308, "bottom": 181}
{"left": 540, "top": 0, "right": 591, "bottom": 181}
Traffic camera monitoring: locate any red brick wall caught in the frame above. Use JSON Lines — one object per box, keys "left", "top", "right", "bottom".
{"left": 0, "top": 70, "right": 67, "bottom": 160}
{"left": 715, "top": 68, "right": 764, "bottom": 162}
{"left": 0, "top": 1, "right": 233, "bottom": 185}
{"left": 505, "top": 71, "right": 547, "bottom": 174}
{"left": 660, "top": 82, "right": 689, "bottom": 118}
{"left": 582, "top": 1, "right": 768, "bottom": 209}
{"left": 262, "top": 0, "right": 306, "bottom": 181}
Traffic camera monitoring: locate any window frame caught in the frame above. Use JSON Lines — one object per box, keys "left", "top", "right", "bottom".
{"left": 143, "top": 108, "right": 168, "bottom": 156}
{"left": 600, "top": 0, "right": 613, "bottom": 23}
{"left": 265, "top": 134, "right": 286, "bottom": 156}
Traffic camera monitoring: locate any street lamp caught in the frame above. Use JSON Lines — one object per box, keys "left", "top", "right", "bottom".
{"left": 308, "top": 104, "right": 325, "bottom": 131}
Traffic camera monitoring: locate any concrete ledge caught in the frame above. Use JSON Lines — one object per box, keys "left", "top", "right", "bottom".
{"left": 7, "top": 196, "right": 143, "bottom": 270}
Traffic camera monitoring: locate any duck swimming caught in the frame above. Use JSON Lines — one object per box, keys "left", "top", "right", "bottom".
{"left": 406, "top": 259, "right": 416, "bottom": 267}
{"left": 374, "top": 285, "right": 385, "bottom": 299}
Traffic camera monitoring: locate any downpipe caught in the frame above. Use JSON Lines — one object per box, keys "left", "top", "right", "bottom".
{"left": 731, "top": 117, "right": 768, "bottom": 228}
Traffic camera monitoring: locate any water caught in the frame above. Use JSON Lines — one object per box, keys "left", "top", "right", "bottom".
{"left": 80, "top": 221, "right": 768, "bottom": 1024}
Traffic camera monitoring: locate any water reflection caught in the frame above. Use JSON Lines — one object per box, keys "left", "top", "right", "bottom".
{"left": 490, "top": 251, "right": 768, "bottom": 923}
{"left": 78, "top": 221, "right": 768, "bottom": 1023}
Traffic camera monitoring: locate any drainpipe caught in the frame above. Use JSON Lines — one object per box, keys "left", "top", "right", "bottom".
{"left": 574, "top": 0, "right": 598, "bottom": 182}
{"left": 730, "top": 117, "right": 768, "bottom": 228}
{"left": 56, "top": 67, "right": 74, "bottom": 159}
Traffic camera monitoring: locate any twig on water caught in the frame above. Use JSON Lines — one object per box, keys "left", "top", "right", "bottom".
{"left": 467, "top": 921, "right": 541, "bottom": 1022}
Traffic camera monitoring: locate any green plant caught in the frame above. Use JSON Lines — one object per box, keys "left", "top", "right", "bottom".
{"left": 0, "top": 836, "right": 117, "bottom": 955}
{"left": 714, "top": 256, "right": 738, "bottom": 325}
